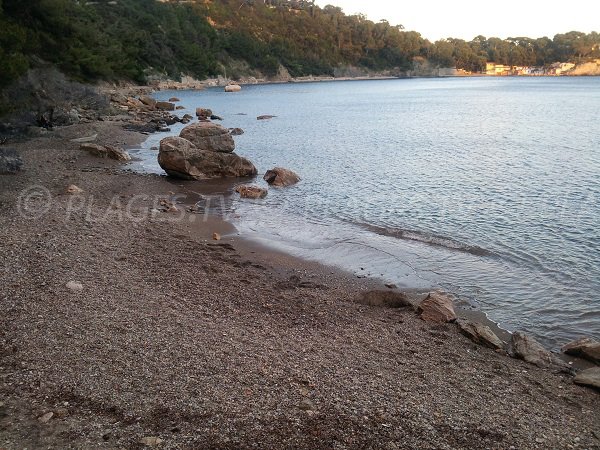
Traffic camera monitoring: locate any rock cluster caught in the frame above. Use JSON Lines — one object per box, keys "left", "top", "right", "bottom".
{"left": 158, "top": 125, "right": 256, "bottom": 180}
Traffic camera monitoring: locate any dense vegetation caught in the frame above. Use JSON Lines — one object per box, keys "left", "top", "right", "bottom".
{"left": 1, "top": 0, "right": 599, "bottom": 89}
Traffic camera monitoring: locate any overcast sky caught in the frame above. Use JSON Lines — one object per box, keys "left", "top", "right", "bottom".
{"left": 314, "top": 0, "right": 600, "bottom": 42}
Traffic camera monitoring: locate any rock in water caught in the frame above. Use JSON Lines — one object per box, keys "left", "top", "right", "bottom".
{"left": 235, "top": 185, "right": 268, "bottom": 199}
{"left": 562, "top": 337, "right": 600, "bottom": 364}
{"left": 417, "top": 291, "right": 457, "bottom": 323}
{"left": 179, "top": 122, "right": 235, "bottom": 153}
{"left": 225, "top": 84, "right": 242, "bottom": 92}
{"left": 156, "top": 101, "right": 176, "bottom": 111}
{"left": 357, "top": 290, "right": 412, "bottom": 308}
{"left": 257, "top": 115, "right": 276, "bottom": 120}
{"left": 573, "top": 367, "right": 600, "bottom": 390}
{"left": 263, "top": 167, "right": 300, "bottom": 187}
{"left": 456, "top": 318, "right": 505, "bottom": 350}
{"left": 229, "top": 128, "right": 244, "bottom": 136}
{"left": 0, "top": 148, "right": 23, "bottom": 174}
{"left": 158, "top": 136, "right": 257, "bottom": 180}
{"left": 168, "top": 97, "right": 180, "bottom": 102}
{"left": 195, "top": 108, "right": 212, "bottom": 119}
{"left": 511, "top": 331, "right": 568, "bottom": 369}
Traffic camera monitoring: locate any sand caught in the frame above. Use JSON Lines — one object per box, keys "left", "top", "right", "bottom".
{"left": 0, "top": 120, "right": 599, "bottom": 449}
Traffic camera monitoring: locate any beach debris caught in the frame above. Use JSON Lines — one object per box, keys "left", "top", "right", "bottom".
{"left": 574, "top": 367, "right": 600, "bottom": 391}
{"left": 179, "top": 122, "right": 236, "bottom": 153}
{"left": 69, "top": 133, "right": 98, "bottom": 143}
{"left": 235, "top": 185, "right": 268, "bottom": 199}
{"left": 37, "top": 412, "right": 54, "bottom": 423}
{"left": 212, "top": 232, "right": 221, "bottom": 241}
{"left": 66, "top": 281, "right": 84, "bottom": 292}
{"left": 257, "top": 115, "right": 276, "bottom": 120}
{"left": 158, "top": 135, "right": 256, "bottom": 180}
{"left": 80, "top": 143, "right": 131, "bottom": 161}
{"left": 511, "top": 332, "right": 568, "bottom": 370}
{"left": 196, "top": 108, "right": 212, "bottom": 119}
{"left": 139, "top": 436, "right": 164, "bottom": 446}
{"left": 155, "top": 101, "right": 176, "bottom": 111}
{"left": 66, "top": 184, "right": 84, "bottom": 194}
{"left": 0, "top": 148, "right": 23, "bottom": 174}
{"left": 263, "top": 167, "right": 300, "bottom": 187}
{"left": 417, "top": 291, "right": 457, "bottom": 323}
{"left": 456, "top": 318, "right": 505, "bottom": 351}
{"left": 357, "top": 290, "right": 412, "bottom": 308}
{"left": 225, "top": 84, "right": 242, "bottom": 92}
{"left": 562, "top": 337, "right": 600, "bottom": 364}
{"left": 168, "top": 97, "right": 180, "bottom": 102}
{"left": 229, "top": 128, "right": 244, "bottom": 136}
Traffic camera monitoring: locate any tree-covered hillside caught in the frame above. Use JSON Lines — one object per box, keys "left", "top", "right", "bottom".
{"left": 1, "top": 0, "right": 599, "bottom": 90}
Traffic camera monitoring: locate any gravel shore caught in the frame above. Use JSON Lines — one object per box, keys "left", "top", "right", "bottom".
{"left": 1, "top": 121, "right": 599, "bottom": 449}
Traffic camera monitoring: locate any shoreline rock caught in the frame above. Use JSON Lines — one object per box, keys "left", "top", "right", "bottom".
{"left": 511, "top": 332, "right": 569, "bottom": 370}
{"left": 562, "top": 337, "right": 600, "bottom": 364}
{"left": 235, "top": 185, "right": 268, "bottom": 199}
{"left": 179, "top": 122, "right": 235, "bottom": 154}
{"left": 573, "top": 367, "right": 600, "bottom": 390}
{"left": 456, "top": 318, "right": 505, "bottom": 351}
{"left": 417, "top": 291, "right": 457, "bottom": 323}
{"left": 263, "top": 167, "right": 300, "bottom": 187}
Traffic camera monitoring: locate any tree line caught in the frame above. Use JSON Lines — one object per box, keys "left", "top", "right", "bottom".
{"left": 1, "top": 0, "right": 599, "bottom": 90}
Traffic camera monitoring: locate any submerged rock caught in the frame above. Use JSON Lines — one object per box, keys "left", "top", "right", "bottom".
{"left": 158, "top": 136, "right": 257, "bottom": 180}
{"left": 562, "top": 337, "right": 600, "bottom": 364}
{"left": 235, "top": 185, "right": 268, "bottom": 199}
{"left": 263, "top": 167, "right": 300, "bottom": 187}
{"left": 257, "top": 115, "right": 276, "bottom": 120}
{"left": 179, "top": 122, "right": 235, "bottom": 153}
{"left": 574, "top": 367, "right": 600, "bottom": 390}
{"left": 0, "top": 148, "right": 23, "bottom": 174}
{"left": 229, "top": 128, "right": 244, "bottom": 136}
{"left": 418, "top": 291, "right": 457, "bottom": 323}
{"left": 511, "top": 332, "right": 569, "bottom": 370}
{"left": 456, "top": 318, "right": 505, "bottom": 351}
{"left": 357, "top": 290, "right": 412, "bottom": 308}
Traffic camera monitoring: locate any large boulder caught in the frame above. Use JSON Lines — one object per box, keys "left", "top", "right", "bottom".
{"left": 263, "top": 167, "right": 300, "bottom": 187}
{"left": 180, "top": 122, "right": 235, "bottom": 153}
{"left": 158, "top": 136, "right": 257, "bottom": 180}
{"left": 418, "top": 291, "right": 457, "bottom": 323}
{"left": 456, "top": 318, "right": 505, "bottom": 351}
{"left": 156, "top": 101, "right": 176, "bottom": 111}
{"left": 139, "top": 95, "right": 156, "bottom": 108}
{"left": 574, "top": 367, "right": 600, "bottom": 391}
{"left": 562, "top": 337, "right": 600, "bottom": 364}
{"left": 511, "top": 332, "right": 569, "bottom": 370}
{"left": 0, "top": 148, "right": 23, "bottom": 174}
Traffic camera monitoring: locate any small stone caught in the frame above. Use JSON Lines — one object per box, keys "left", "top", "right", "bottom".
{"left": 66, "top": 184, "right": 83, "bottom": 194}
{"left": 66, "top": 281, "right": 84, "bottom": 291}
{"left": 212, "top": 232, "right": 221, "bottom": 241}
{"left": 54, "top": 407, "right": 69, "bottom": 418}
{"left": 140, "top": 436, "right": 164, "bottom": 446}
{"left": 299, "top": 399, "right": 315, "bottom": 411}
{"left": 38, "top": 412, "right": 54, "bottom": 423}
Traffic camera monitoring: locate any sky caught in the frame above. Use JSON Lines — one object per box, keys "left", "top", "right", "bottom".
{"left": 314, "top": 0, "right": 600, "bottom": 42}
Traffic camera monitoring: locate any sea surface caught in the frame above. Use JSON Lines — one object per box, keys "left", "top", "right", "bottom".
{"left": 130, "top": 77, "right": 600, "bottom": 349}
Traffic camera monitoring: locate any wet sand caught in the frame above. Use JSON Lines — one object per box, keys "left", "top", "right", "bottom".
{"left": 0, "top": 120, "right": 599, "bottom": 449}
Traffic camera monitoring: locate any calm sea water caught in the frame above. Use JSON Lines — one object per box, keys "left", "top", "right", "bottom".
{"left": 131, "top": 77, "right": 600, "bottom": 349}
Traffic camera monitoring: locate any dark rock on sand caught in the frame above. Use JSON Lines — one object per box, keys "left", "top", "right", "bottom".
{"left": 357, "top": 290, "right": 412, "bottom": 308}
{"left": 263, "top": 167, "right": 300, "bottom": 187}
{"left": 80, "top": 143, "right": 131, "bottom": 161}
{"left": 229, "top": 128, "right": 244, "bottom": 136}
{"left": 156, "top": 101, "right": 176, "bottom": 111}
{"left": 456, "top": 318, "right": 505, "bottom": 351}
{"left": 574, "top": 367, "right": 600, "bottom": 390}
{"left": 511, "top": 332, "right": 569, "bottom": 370}
{"left": 235, "top": 185, "right": 268, "bottom": 199}
{"left": 418, "top": 291, "right": 457, "bottom": 323}
{"left": 179, "top": 122, "right": 235, "bottom": 154}
{"left": 158, "top": 136, "right": 257, "bottom": 180}
{"left": 0, "top": 148, "right": 23, "bottom": 174}
{"left": 562, "top": 337, "right": 600, "bottom": 364}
